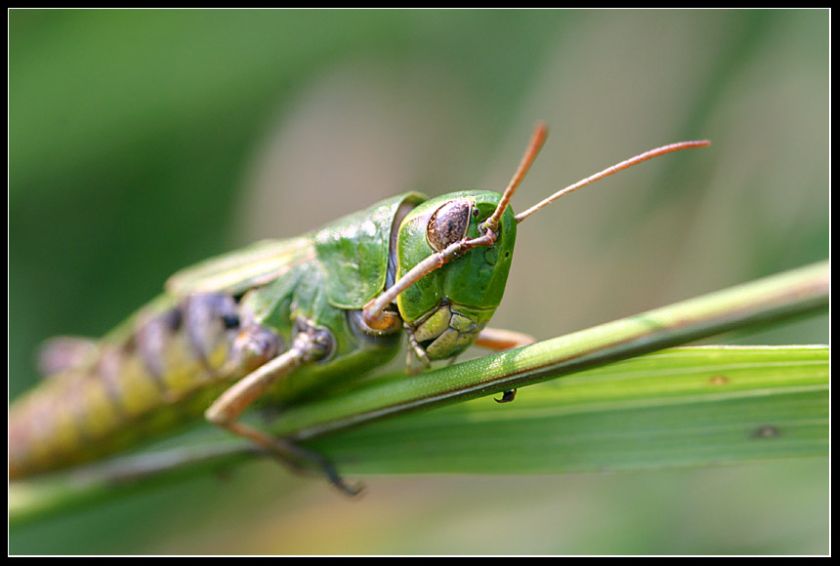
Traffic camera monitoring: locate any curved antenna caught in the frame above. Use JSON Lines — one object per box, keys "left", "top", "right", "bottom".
{"left": 481, "top": 122, "right": 549, "bottom": 233}
{"left": 514, "top": 140, "right": 711, "bottom": 224}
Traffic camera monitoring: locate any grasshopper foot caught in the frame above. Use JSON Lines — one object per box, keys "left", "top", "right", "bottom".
{"left": 268, "top": 437, "right": 364, "bottom": 497}
{"left": 494, "top": 389, "right": 517, "bottom": 403}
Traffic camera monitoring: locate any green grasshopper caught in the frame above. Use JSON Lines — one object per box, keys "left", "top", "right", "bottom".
{"left": 9, "top": 124, "right": 709, "bottom": 494}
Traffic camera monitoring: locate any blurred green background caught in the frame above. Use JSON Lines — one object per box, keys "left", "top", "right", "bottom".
{"left": 10, "top": 9, "right": 828, "bottom": 555}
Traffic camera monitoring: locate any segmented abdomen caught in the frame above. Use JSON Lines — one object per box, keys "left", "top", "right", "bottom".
{"left": 9, "top": 293, "right": 244, "bottom": 479}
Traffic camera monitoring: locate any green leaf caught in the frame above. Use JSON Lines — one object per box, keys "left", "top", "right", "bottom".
{"left": 314, "top": 346, "right": 827, "bottom": 474}
{"left": 9, "top": 262, "right": 828, "bottom": 524}
{"left": 9, "top": 346, "right": 827, "bottom": 525}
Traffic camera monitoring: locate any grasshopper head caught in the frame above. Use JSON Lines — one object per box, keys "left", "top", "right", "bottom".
{"left": 394, "top": 190, "right": 517, "bottom": 360}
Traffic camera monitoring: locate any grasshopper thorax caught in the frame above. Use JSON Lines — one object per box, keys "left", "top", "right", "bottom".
{"left": 394, "top": 190, "right": 517, "bottom": 360}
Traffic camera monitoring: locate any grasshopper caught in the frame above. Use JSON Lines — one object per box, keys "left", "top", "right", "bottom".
{"left": 9, "top": 124, "right": 709, "bottom": 494}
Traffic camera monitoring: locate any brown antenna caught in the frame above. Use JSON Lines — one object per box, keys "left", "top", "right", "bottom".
{"left": 515, "top": 140, "right": 711, "bottom": 223}
{"left": 361, "top": 128, "right": 711, "bottom": 330}
{"left": 481, "top": 122, "right": 548, "bottom": 233}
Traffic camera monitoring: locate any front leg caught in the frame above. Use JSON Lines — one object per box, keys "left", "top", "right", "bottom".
{"left": 403, "top": 323, "right": 431, "bottom": 375}
{"left": 475, "top": 327, "right": 536, "bottom": 403}
{"left": 205, "top": 323, "right": 362, "bottom": 496}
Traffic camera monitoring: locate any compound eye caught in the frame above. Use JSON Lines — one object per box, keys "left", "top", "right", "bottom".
{"left": 427, "top": 199, "right": 472, "bottom": 252}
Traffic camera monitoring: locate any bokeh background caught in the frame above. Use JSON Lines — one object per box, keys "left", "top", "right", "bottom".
{"left": 10, "top": 9, "right": 828, "bottom": 554}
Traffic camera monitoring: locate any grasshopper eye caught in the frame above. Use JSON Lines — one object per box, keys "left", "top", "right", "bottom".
{"left": 427, "top": 199, "right": 472, "bottom": 252}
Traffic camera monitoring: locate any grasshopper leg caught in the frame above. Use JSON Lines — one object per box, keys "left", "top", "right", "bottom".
{"left": 205, "top": 324, "right": 362, "bottom": 496}
{"left": 475, "top": 327, "right": 536, "bottom": 351}
{"left": 403, "top": 324, "right": 431, "bottom": 375}
{"left": 494, "top": 389, "right": 518, "bottom": 404}
{"left": 222, "top": 419, "right": 362, "bottom": 497}
{"left": 475, "top": 327, "right": 536, "bottom": 404}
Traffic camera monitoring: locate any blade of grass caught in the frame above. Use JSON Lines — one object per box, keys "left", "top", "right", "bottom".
{"left": 274, "top": 261, "right": 828, "bottom": 439}
{"left": 10, "top": 346, "right": 827, "bottom": 524}
{"left": 9, "top": 261, "right": 828, "bottom": 524}
{"left": 314, "top": 345, "right": 828, "bottom": 474}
